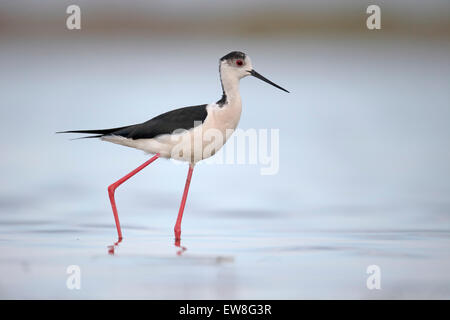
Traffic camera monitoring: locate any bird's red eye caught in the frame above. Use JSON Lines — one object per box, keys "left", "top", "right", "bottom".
{"left": 236, "top": 60, "right": 243, "bottom": 66}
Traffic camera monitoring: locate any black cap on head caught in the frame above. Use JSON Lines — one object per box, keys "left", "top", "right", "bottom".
{"left": 220, "top": 51, "right": 246, "bottom": 61}
{"left": 220, "top": 51, "right": 290, "bottom": 93}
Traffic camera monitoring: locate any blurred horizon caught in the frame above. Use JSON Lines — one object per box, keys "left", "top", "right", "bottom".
{"left": 1, "top": 0, "right": 449, "bottom": 38}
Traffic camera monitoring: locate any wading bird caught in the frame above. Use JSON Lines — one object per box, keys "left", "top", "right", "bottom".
{"left": 58, "top": 51, "right": 289, "bottom": 241}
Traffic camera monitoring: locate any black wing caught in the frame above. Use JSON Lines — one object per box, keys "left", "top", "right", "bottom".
{"left": 58, "top": 104, "right": 208, "bottom": 140}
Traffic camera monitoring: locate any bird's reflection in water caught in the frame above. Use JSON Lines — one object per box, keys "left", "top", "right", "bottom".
{"left": 107, "top": 237, "right": 187, "bottom": 256}
{"left": 174, "top": 238, "right": 187, "bottom": 256}
{"left": 107, "top": 238, "right": 122, "bottom": 255}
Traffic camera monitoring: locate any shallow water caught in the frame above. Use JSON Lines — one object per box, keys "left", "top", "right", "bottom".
{"left": 1, "top": 206, "right": 450, "bottom": 299}
{"left": 0, "top": 34, "right": 449, "bottom": 299}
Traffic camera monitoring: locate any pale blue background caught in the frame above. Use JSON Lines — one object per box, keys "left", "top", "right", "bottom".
{"left": 0, "top": 0, "right": 449, "bottom": 299}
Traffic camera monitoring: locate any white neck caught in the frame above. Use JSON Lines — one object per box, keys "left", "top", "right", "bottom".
{"left": 220, "top": 69, "right": 241, "bottom": 105}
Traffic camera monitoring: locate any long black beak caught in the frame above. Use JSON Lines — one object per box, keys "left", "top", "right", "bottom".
{"left": 249, "top": 69, "right": 289, "bottom": 93}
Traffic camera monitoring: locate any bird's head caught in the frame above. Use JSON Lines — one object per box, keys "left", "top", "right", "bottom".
{"left": 219, "top": 51, "right": 289, "bottom": 93}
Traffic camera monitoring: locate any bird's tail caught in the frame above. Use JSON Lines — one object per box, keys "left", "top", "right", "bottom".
{"left": 56, "top": 126, "right": 130, "bottom": 140}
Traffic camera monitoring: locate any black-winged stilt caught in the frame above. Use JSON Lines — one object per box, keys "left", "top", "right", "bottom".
{"left": 58, "top": 51, "right": 289, "bottom": 241}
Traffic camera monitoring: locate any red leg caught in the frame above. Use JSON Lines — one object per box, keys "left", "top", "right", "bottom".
{"left": 108, "top": 153, "right": 160, "bottom": 239}
{"left": 174, "top": 164, "right": 194, "bottom": 240}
